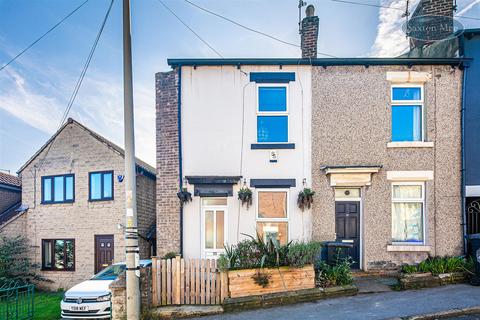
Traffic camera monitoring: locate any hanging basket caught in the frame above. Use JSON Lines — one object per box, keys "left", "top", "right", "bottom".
{"left": 298, "top": 188, "right": 315, "bottom": 211}
{"left": 177, "top": 189, "right": 192, "bottom": 204}
{"left": 238, "top": 187, "right": 253, "bottom": 209}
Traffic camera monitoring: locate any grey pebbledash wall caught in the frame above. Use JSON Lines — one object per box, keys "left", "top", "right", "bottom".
{"left": 155, "top": 69, "right": 181, "bottom": 257}
{"left": 310, "top": 65, "right": 463, "bottom": 269}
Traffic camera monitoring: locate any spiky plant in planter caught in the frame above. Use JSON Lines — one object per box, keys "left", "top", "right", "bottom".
{"left": 297, "top": 188, "right": 315, "bottom": 211}
{"left": 238, "top": 187, "right": 253, "bottom": 209}
{"left": 177, "top": 188, "right": 192, "bottom": 204}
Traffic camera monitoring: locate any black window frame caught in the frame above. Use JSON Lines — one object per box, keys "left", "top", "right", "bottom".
{"left": 89, "top": 170, "right": 114, "bottom": 201}
{"left": 41, "top": 174, "right": 75, "bottom": 204}
{"left": 41, "top": 239, "right": 75, "bottom": 271}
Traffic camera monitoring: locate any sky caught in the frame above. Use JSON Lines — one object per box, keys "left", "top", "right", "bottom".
{"left": 0, "top": 0, "right": 479, "bottom": 174}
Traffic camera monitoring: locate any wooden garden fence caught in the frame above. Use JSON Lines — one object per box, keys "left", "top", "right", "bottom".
{"left": 151, "top": 256, "right": 228, "bottom": 306}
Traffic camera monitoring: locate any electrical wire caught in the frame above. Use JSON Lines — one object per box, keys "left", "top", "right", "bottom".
{"left": 0, "top": 0, "right": 91, "bottom": 72}
{"left": 155, "top": 0, "right": 223, "bottom": 58}
{"left": 36, "top": 0, "right": 115, "bottom": 171}
{"left": 183, "top": 0, "right": 338, "bottom": 58}
{"left": 327, "top": 0, "right": 480, "bottom": 21}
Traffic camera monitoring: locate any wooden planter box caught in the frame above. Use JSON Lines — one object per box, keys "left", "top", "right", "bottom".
{"left": 227, "top": 265, "right": 315, "bottom": 298}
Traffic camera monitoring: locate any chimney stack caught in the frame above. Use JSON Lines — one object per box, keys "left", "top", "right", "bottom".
{"left": 300, "top": 5, "right": 319, "bottom": 59}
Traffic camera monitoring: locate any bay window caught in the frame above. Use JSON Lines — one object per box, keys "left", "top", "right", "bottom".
{"left": 391, "top": 182, "right": 425, "bottom": 243}
{"left": 256, "top": 190, "right": 289, "bottom": 245}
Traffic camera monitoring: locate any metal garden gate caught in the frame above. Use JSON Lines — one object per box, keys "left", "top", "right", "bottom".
{"left": 0, "top": 281, "right": 34, "bottom": 320}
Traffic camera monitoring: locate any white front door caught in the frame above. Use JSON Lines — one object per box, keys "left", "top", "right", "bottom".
{"left": 201, "top": 198, "right": 227, "bottom": 259}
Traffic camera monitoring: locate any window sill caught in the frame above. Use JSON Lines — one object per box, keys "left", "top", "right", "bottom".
{"left": 41, "top": 269, "right": 75, "bottom": 272}
{"left": 387, "top": 141, "right": 434, "bottom": 148}
{"left": 41, "top": 201, "right": 75, "bottom": 205}
{"left": 251, "top": 143, "right": 295, "bottom": 150}
{"left": 387, "top": 244, "right": 431, "bottom": 252}
{"left": 88, "top": 198, "right": 114, "bottom": 202}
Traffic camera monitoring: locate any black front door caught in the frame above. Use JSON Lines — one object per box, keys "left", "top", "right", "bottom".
{"left": 335, "top": 201, "right": 360, "bottom": 269}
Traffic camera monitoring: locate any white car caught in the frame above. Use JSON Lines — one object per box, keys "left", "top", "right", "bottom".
{"left": 61, "top": 260, "right": 151, "bottom": 319}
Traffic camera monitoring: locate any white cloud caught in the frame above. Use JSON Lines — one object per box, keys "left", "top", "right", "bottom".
{"left": 370, "top": 0, "right": 420, "bottom": 57}
{"left": 0, "top": 63, "right": 156, "bottom": 167}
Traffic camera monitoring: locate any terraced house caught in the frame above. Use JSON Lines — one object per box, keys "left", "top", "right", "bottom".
{"left": 11, "top": 118, "right": 156, "bottom": 290}
{"left": 156, "top": 4, "right": 468, "bottom": 270}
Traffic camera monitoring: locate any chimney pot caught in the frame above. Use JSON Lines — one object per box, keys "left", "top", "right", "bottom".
{"left": 306, "top": 4, "right": 315, "bottom": 17}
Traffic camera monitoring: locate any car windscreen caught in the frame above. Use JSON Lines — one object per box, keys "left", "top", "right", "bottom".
{"left": 91, "top": 264, "right": 126, "bottom": 280}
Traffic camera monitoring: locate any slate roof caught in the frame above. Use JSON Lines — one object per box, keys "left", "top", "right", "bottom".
{"left": 0, "top": 172, "right": 21, "bottom": 187}
{"left": 17, "top": 118, "right": 155, "bottom": 177}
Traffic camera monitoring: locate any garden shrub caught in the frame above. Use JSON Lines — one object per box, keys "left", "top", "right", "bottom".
{"left": 401, "top": 256, "right": 473, "bottom": 276}
{"left": 219, "top": 234, "right": 321, "bottom": 271}
{"left": 0, "top": 236, "right": 37, "bottom": 284}
{"left": 316, "top": 257, "right": 353, "bottom": 287}
{"left": 162, "top": 252, "right": 178, "bottom": 259}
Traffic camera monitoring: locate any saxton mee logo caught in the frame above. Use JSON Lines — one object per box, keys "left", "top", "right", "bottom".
{"left": 402, "top": 15, "right": 464, "bottom": 42}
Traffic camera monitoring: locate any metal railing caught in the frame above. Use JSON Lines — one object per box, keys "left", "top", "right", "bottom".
{"left": 0, "top": 280, "right": 34, "bottom": 320}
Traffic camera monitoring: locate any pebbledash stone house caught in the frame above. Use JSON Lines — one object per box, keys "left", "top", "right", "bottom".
{"left": 2, "top": 118, "right": 156, "bottom": 289}
{"left": 156, "top": 4, "right": 468, "bottom": 270}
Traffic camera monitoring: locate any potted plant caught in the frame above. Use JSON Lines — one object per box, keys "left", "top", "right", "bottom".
{"left": 238, "top": 187, "right": 253, "bottom": 208}
{"left": 177, "top": 188, "right": 192, "bottom": 204}
{"left": 297, "top": 188, "right": 315, "bottom": 211}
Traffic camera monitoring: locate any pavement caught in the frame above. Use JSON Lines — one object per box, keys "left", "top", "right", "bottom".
{"left": 192, "top": 284, "right": 480, "bottom": 320}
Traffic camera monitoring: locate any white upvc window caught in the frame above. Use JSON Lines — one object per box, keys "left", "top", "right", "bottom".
{"left": 391, "top": 182, "right": 425, "bottom": 244}
{"left": 201, "top": 198, "right": 227, "bottom": 258}
{"left": 255, "top": 189, "right": 289, "bottom": 245}
{"left": 256, "top": 84, "right": 289, "bottom": 143}
{"left": 391, "top": 84, "right": 424, "bottom": 142}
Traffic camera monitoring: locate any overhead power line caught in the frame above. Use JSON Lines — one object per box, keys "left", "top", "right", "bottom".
{"left": 155, "top": 0, "right": 223, "bottom": 58}
{"left": 0, "top": 0, "right": 91, "bottom": 72}
{"left": 327, "top": 0, "right": 480, "bottom": 21}
{"left": 183, "top": 0, "right": 338, "bottom": 58}
{"left": 37, "top": 0, "right": 115, "bottom": 171}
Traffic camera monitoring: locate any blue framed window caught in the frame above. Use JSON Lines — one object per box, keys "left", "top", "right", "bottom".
{"left": 89, "top": 171, "right": 114, "bottom": 201}
{"left": 257, "top": 86, "right": 288, "bottom": 143}
{"left": 41, "top": 174, "right": 74, "bottom": 204}
{"left": 391, "top": 85, "right": 423, "bottom": 142}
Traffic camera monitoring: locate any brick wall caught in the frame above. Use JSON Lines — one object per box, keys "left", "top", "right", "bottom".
{"left": 301, "top": 7, "right": 319, "bottom": 59}
{"left": 0, "top": 188, "right": 21, "bottom": 213}
{"left": 416, "top": 0, "right": 454, "bottom": 16}
{"left": 136, "top": 173, "right": 156, "bottom": 257}
{"left": 155, "top": 69, "right": 181, "bottom": 257}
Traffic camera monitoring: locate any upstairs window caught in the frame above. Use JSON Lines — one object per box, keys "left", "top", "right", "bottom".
{"left": 89, "top": 171, "right": 114, "bottom": 201}
{"left": 42, "top": 239, "right": 75, "bottom": 271}
{"left": 391, "top": 85, "right": 423, "bottom": 142}
{"left": 257, "top": 85, "right": 288, "bottom": 143}
{"left": 41, "top": 174, "right": 74, "bottom": 204}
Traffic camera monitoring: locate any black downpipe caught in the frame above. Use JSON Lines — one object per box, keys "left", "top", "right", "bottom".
{"left": 177, "top": 67, "right": 184, "bottom": 256}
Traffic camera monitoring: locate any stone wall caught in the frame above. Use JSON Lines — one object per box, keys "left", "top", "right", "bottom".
{"left": 0, "top": 212, "right": 27, "bottom": 239}
{"left": 19, "top": 120, "right": 155, "bottom": 290}
{"left": 155, "top": 69, "right": 181, "bottom": 256}
{"left": 137, "top": 174, "right": 156, "bottom": 258}
{"left": 311, "top": 65, "right": 463, "bottom": 269}
{"left": 110, "top": 267, "right": 152, "bottom": 320}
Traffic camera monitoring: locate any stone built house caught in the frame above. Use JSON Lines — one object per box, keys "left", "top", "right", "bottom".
{"left": 156, "top": 4, "right": 468, "bottom": 270}
{"left": 1, "top": 118, "right": 156, "bottom": 290}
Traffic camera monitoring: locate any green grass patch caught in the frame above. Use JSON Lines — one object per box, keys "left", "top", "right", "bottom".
{"left": 34, "top": 290, "right": 63, "bottom": 320}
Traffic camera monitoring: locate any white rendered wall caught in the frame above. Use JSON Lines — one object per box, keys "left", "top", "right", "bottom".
{"left": 180, "top": 65, "right": 312, "bottom": 259}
